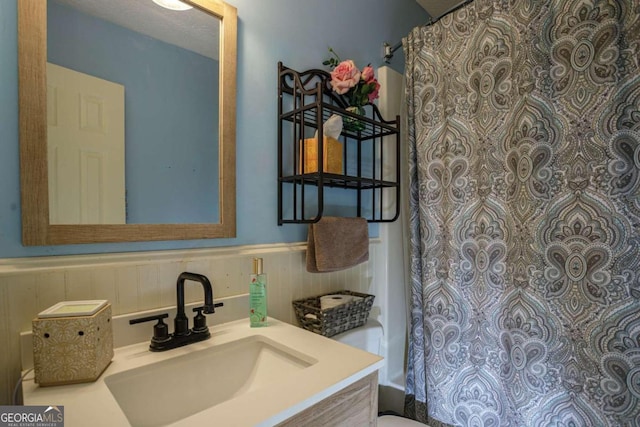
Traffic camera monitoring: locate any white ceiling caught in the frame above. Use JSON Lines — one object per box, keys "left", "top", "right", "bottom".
{"left": 415, "top": 0, "right": 468, "bottom": 20}
{"left": 52, "top": 0, "right": 220, "bottom": 60}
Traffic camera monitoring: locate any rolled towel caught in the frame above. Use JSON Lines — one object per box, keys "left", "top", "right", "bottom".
{"left": 320, "top": 294, "right": 354, "bottom": 310}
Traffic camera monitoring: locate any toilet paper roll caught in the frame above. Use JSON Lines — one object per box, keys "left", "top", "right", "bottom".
{"left": 320, "top": 294, "right": 355, "bottom": 310}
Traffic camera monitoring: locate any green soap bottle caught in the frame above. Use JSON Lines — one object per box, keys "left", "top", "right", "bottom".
{"left": 249, "top": 258, "right": 268, "bottom": 327}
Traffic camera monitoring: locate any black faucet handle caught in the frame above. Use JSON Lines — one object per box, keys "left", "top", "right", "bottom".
{"left": 192, "top": 307, "right": 208, "bottom": 333}
{"left": 129, "top": 313, "right": 169, "bottom": 325}
{"left": 129, "top": 313, "right": 171, "bottom": 347}
{"left": 197, "top": 302, "right": 224, "bottom": 315}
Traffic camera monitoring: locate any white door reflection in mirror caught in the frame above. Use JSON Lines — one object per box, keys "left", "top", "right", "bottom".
{"left": 47, "top": 63, "right": 125, "bottom": 224}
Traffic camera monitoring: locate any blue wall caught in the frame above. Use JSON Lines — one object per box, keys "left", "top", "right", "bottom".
{"left": 0, "top": 0, "right": 429, "bottom": 257}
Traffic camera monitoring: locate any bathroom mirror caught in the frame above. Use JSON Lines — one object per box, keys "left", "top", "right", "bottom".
{"left": 19, "top": 0, "right": 237, "bottom": 245}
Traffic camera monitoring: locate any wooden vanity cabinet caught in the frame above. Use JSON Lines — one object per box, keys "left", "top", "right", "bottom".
{"left": 277, "top": 371, "right": 379, "bottom": 427}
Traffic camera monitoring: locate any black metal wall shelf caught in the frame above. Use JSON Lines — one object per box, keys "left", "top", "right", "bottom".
{"left": 277, "top": 62, "right": 401, "bottom": 224}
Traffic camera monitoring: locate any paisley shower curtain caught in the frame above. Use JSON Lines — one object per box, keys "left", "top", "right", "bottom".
{"left": 403, "top": 0, "right": 640, "bottom": 425}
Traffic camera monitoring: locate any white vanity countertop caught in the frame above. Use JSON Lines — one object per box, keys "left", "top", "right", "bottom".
{"left": 23, "top": 318, "right": 383, "bottom": 427}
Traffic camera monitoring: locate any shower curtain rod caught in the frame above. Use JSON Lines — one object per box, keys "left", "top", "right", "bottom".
{"left": 382, "top": 0, "right": 474, "bottom": 63}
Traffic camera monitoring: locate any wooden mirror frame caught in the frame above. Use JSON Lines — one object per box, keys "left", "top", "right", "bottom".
{"left": 18, "top": 0, "right": 236, "bottom": 245}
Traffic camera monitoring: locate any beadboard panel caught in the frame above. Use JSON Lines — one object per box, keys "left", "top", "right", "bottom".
{"left": 0, "top": 282, "right": 10, "bottom": 406}
{"left": 0, "top": 240, "right": 382, "bottom": 405}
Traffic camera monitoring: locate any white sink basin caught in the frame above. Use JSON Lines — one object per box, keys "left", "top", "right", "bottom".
{"left": 104, "top": 335, "right": 316, "bottom": 427}
{"left": 23, "top": 318, "right": 383, "bottom": 426}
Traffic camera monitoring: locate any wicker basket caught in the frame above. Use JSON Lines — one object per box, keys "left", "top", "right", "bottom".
{"left": 292, "top": 290, "right": 375, "bottom": 337}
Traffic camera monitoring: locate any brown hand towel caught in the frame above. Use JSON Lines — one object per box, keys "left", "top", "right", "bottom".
{"left": 306, "top": 217, "right": 369, "bottom": 273}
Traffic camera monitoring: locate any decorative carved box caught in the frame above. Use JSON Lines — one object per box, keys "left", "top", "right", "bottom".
{"left": 32, "top": 300, "right": 113, "bottom": 386}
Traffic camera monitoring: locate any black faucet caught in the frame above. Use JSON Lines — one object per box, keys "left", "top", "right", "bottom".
{"left": 174, "top": 272, "right": 217, "bottom": 336}
{"left": 130, "top": 272, "right": 223, "bottom": 351}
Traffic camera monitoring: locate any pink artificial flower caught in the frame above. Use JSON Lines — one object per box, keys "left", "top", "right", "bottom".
{"left": 330, "top": 60, "right": 361, "bottom": 95}
{"left": 361, "top": 65, "right": 375, "bottom": 83}
{"left": 368, "top": 79, "right": 381, "bottom": 103}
